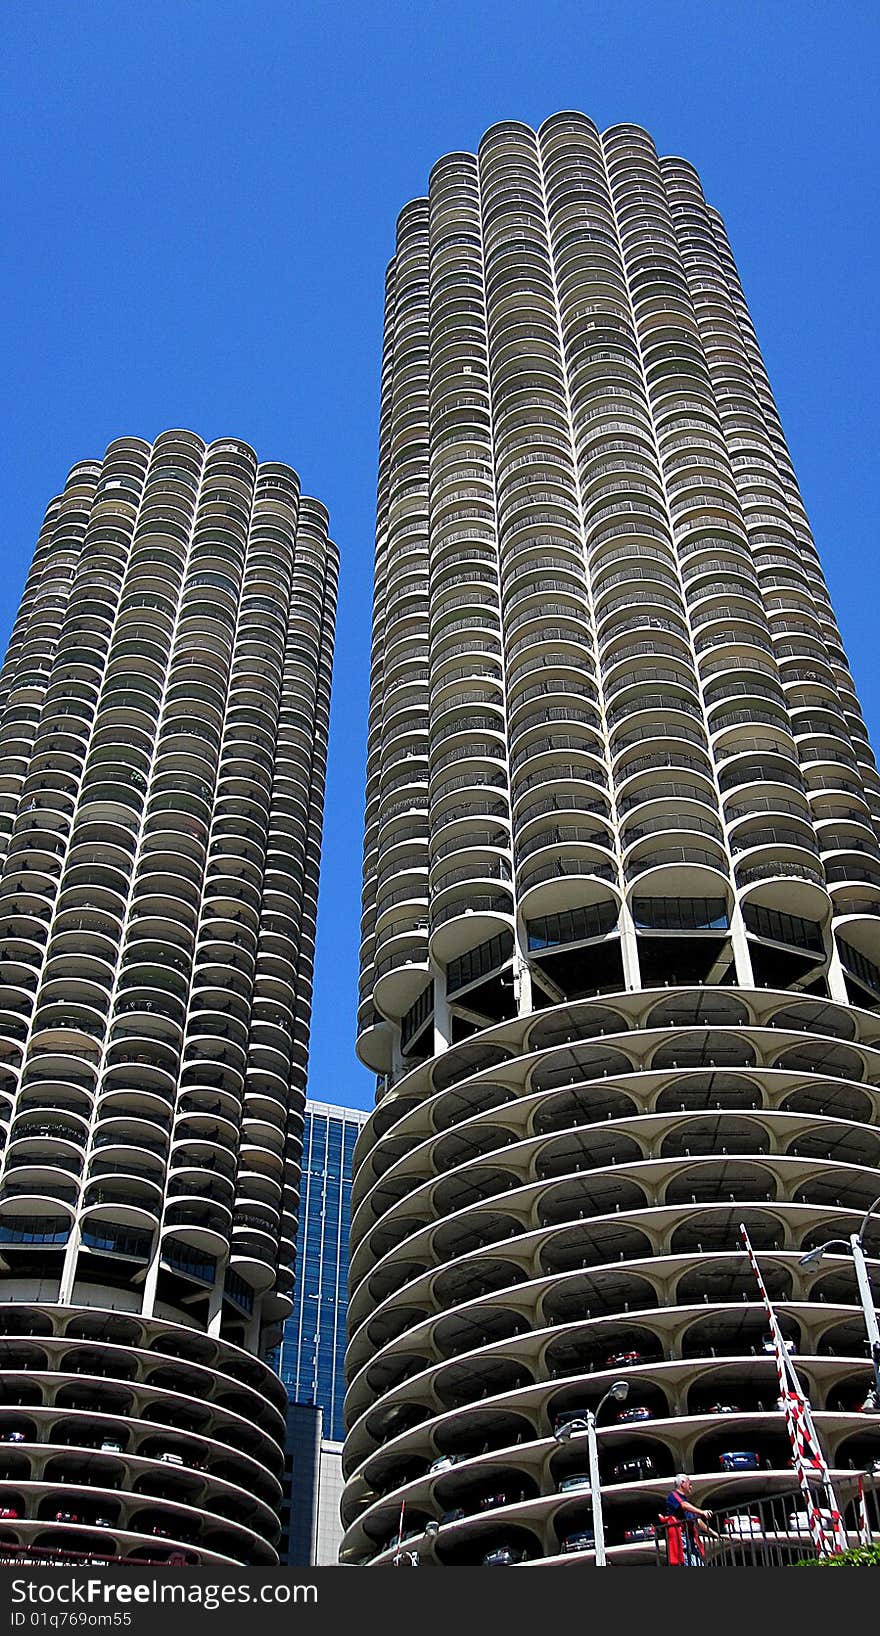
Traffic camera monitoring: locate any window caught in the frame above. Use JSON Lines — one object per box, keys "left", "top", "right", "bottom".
{"left": 527, "top": 900, "right": 617, "bottom": 952}
{"left": 447, "top": 929, "right": 514, "bottom": 992}
{"left": 632, "top": 896, "right": 728, "bottom": 932}
{"left": 744, "top": 902, "right": 822, "bottom": 953}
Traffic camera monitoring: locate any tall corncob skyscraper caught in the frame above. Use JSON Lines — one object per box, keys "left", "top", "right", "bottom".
{"left": 0, "top": 430, "right": 337, "bottom": 1565}
{"left": 345, "top": 113, "right": 880, "bottom": 1566}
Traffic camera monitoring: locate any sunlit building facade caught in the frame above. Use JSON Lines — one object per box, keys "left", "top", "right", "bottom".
{"left": 344, "top": 113, "right": 880, "bottom": 1566}
{"left": 0, "top": 430, "right": 337, "bottom": 1565}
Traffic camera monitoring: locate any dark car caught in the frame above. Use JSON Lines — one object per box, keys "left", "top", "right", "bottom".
{"left": 482, "top": 1545, "right": 526, "bottom": 1566}
{"left": 54, "top": 1511, "right": 81, "bottom": 1524}
{"left": 623, "top": 1524, "right": 656, "bottom": 1542}
{"left": 616, "top": 1406, "right": 653, "bottom": 1424}
{"left": 561, "top": 1529, "right": 595, "bottom": 1554}
{"left": 611, "top": 1455, "right": 657, "bottom": 1483}
{"left": 0, "top": 1431, "right": 26, "bottom": 1444}
{"left": 440, "top": 1506, "right": 465, "bottom": 1525}
{"left": 706, "top": 1402, "right": 740, "bottom": 1415}
{"left": 605, "top": 1350, "right": 644, "bottom": 1368}
{"left": 553, "top": 1408, "right": 591, "bottom": 1434}
{"left": 718, "top": 1450, "right": 760, "bottom": 1472}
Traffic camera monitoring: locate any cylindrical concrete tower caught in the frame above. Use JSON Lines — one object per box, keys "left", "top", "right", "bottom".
{"left": 345, "top": 113, "right": 880, "bottom": 1566}
{"left": 0, "top": 430, "right": 337, "bottom": 1565}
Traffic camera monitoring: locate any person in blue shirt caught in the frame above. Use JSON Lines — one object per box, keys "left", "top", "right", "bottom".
{"left": 661, "top": 1475, "right": 713, "bottom": 1566}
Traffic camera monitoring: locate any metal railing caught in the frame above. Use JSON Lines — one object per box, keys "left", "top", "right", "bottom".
{"left": 653, "top": 1479, "right": 880, "bottom": 1567}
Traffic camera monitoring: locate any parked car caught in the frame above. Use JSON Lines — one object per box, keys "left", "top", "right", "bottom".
{"left": 439, "top": 1506, "right": 465, "bottom": 1525}
{"left": 159, "top": 1452, "right": 184, "bottom": 1467}
{"left": 0, "top": 1431, "right": 25, "bottom": 1444}
{"left": 606, "top": 1350, "right": 644, "bottom": 1368}
{"left": 557, "top": 1473, "right": 591, "bottom": 1494}
{"left": 92, "top": 1517, "right": 112, "bottom": 1529}
{"left": 724, "top": 1515, "right": 762, "bottom": 1537}
{"left": 616, "top": 1405, "right": 653, "bottom": 1423}
{"left": 482, "top": 1545, "right": 525, "bottom": 1566}
{"left": 394, "top": 1526, "right": 423, "bottom": 1547}
{"left": 478, "top": 1491, "right": 516, "bottom": 1511}
{"left": 553, "top": 1409, "right": 591, "bottom": 1434}
{"left": 428, "top": 1454, "right": 460, "bottom": 1474}
{"left": 100, "top": 1438, "right": 123, "bottom": 1453}
{"left": 611, "top": 1455, "right": 657, "bottom": 1482}
{"left": 788, "top": 1509, "right": 835, "bottom": 1534}
{"left": 718, "top": 1451, "right": 760, "bottom": 1472}
{"left": 54, "top": 1511, "right": 80, "bottom": 1524}
{"left": 0, "top": 1506, "right": 19, "bottom": 1520}
{"left": 553, "top": 1416, "right": 592, "bottom": 1442}
{"left": 762, "top": 1338, "right": 796, "bottom": 1355}
{"left": 561, "top": 1529, "right": 595, "bottom": 1554}
{"left": 706, "top": 1403, "right": 740, "bottom": 1415}
{"left": 623, "top": 1524, "right": 656, "bottom": 1542}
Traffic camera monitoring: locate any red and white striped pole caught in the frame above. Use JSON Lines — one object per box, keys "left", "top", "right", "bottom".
{"left": 740, "top": 1224, "right": 847, "bottom": 1557}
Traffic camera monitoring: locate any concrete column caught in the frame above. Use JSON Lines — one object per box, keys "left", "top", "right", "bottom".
{"left": 432, "top": 968, "right": 451, "bottom": 1055}
{"left": 207, "top": 1276, "right": 225, "bottom": 1337}
{"left": 390, "top": 1027, "right": 406, "bottom": 1082}
{"left": 824, "top": 930, "right": 850, "bottom": 1004}
{"left": 245, "top": 1303, "right": 262, "bottom": 1353}
{"left": 140, "top": 1244, "right": 161, "bottom": 1319}
{"left": 514, "top": 925, "right": 534, "bottom": 1017}
{"left": 730, "top": 902, "right": 755, "bottom": 988}
{"left": 58, "top": 1224, "right": 82, "bottom": 1305}
{"left": 618, "top": 901, "right": 641, "bottom": 992}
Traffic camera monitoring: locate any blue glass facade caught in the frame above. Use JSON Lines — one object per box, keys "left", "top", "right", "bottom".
{"left": 278, "top": 1099, "right": 367, "bottom": 1443}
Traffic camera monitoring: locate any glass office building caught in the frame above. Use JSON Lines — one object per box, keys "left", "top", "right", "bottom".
{"left": 280, "top": 1099, "right": 367, "bottom": 1441}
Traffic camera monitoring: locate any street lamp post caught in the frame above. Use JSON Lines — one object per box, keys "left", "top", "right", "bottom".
{"left": 800, "top": 1193, "right": 880, "bottom": 1402}
{"left": 555, "top": 1380, "right": 629, "bottom": 1566}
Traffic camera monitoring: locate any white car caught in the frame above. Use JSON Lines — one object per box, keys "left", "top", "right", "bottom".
{"left": 428, "top": 1454, "right": 459, "bottom": 1474}
{"left": 159, "top": 1451, "right": 184, "bottom": 1467}
{"left": 788, "top": 1509, "right": 835, "bottom": 1534}
{"left": 557, "top": 1474, "right": 591, "bottom": 1494}
{"left": 724, "top": 1515, "right": 762, "bottom": 1536}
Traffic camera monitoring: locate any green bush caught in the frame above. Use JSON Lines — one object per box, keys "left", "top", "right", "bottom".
{"left": 792, "top": 1544, "right": 880, "bottom": 1567}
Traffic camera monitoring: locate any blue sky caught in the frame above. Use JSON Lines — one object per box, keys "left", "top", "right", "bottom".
{"left": 2, "top": 1, "right": 877, "bottom": 1112}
